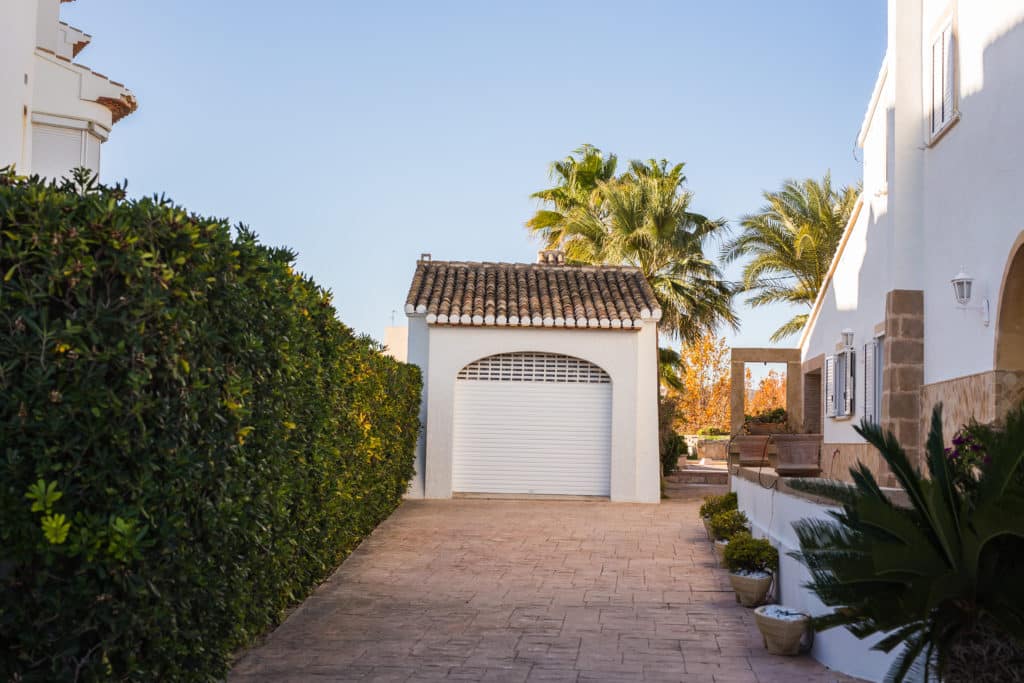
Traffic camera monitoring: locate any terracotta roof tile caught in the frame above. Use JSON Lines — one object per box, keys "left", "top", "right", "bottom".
{"left": 405, "top": 259, "right": 661, "bottom": 329}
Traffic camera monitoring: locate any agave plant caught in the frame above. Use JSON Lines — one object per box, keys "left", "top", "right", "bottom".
{"left": 789, "top": 404, "right": 1024, "bottom": 682}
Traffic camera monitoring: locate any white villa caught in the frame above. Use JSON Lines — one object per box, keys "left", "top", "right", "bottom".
{"left": 0, "top": 0, "right": 136, "bottom": 179}
{"left": 733, "top": 1, "right": 1024, "bottom": 679}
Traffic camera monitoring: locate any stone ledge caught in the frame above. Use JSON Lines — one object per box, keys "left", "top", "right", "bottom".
{"left": 731, "top": 464, "right": 910, "bottom": 508}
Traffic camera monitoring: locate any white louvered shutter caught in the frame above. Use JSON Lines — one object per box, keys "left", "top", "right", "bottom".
{"left": 931, "top": 34, "right": 943, "bottom": 135}
{"left": 844, "top": 350, "right": 856, "bottom": 417}
{"left": 864, "top": 342, "right": 875, "bottom": 423}
{"left": 825, "top": 355, "right": 836, "bottom": 418}
{"left": 943, "top": 27, "right": 956, "bottom": 125}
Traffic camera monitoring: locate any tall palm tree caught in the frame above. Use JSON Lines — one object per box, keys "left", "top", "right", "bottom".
{"left": 526, "top": 144, "right": 618, "bottom": 248}
{"left": 721, "top": 174, "right": 858, "bottom": 342}
{"left": 556, "top": 158, "right": 737, "bottom": 343}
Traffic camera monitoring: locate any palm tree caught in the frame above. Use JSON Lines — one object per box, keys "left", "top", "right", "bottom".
{"left": 556, "top": 158, "right": 737, "bottom": 343}
{"left": 659, "top": 347, "right": 684, "bottom": 392}
{"left": 526, "top": 144, "right": 617, "bottom": 248}
{"left": 721, "top": 174, "right": 858, "bottom": 342}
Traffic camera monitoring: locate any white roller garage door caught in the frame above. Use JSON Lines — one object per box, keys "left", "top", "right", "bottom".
{"left": 452, "top": 352, "right": 612, "bottom": 496}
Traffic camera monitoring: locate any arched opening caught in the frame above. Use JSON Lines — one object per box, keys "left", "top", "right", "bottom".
{"left": 452, "top": 352, "right": 612, "bottom": 496}
{"left": 995, "top": 235, "right": 1024, "bottom": 418}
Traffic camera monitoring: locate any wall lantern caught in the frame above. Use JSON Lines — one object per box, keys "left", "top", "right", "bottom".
{"left": 841, "top": 328, "right": 855, "bottom": 348}
{"left": 951, "top": 266, "right": 990, "bottom": 326}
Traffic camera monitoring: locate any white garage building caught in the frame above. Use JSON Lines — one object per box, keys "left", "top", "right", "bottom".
{"left": 404, "top": 252, "right": 662, "bottom": 503}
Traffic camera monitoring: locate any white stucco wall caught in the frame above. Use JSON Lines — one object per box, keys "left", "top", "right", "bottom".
{"left": 802, "top": 0, "right": 1024, "bottom": 442}
{"left": 0, "top": 1, "right": 38, "bottom": 172}
{"left": 405, "top": 320, "right": 660, "bottom": 503}
{"left": 734, "top": 477, "right": 896, "bottom": 681}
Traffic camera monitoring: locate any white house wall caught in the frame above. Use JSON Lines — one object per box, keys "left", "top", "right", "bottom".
{"left": 733, "top": 476, "right": 896, "bottom": 682}
{"left": 0, "top": 1, "right": 38, "bottom": 172}
{"left": 407, "top": 321, "right": 660, "bottom": 503}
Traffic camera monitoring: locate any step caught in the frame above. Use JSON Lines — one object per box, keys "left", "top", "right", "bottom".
{"left": 670, "top": 468, "right": 729, "bottom": 485}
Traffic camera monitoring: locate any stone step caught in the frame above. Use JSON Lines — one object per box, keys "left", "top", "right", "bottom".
{"left": 670, "top": 468, "right": 729, "bottom": 485}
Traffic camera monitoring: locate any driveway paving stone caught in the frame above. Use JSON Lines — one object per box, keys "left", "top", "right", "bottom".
{"left": 230, "top": 484, "right": 863, "bottom": 682}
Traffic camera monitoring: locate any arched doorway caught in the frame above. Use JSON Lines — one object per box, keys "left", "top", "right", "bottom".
{"left": 995, "top": 234, "right": 1024, "bottom": 419}
{"left": 452, "top": 352, "right": 612, "bottom": 496}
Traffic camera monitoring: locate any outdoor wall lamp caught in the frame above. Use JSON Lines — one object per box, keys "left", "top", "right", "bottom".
{"left": 841, "top": 328, "right": 854, "bottom": 348}
{"left": 951, "top": 267, "right": 990, "bottom": 326}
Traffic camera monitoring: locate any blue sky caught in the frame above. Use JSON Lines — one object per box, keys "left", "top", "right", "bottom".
{"left": 65, "top": 1, "right": 887, "bottom": 349}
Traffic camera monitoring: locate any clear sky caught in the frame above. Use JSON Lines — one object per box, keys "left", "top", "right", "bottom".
{"left": 64, "top": 0, "right": 887, "bottom": 350}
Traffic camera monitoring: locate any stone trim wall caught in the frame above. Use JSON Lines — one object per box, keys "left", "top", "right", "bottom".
{"left": 820, "top": 442, "right": 897, "bottom": 488}
{"left": 921, "top": 370, "right": 1024, "bottom": 444}
{"left": 882, "top": 290, "right": 925, "bottom": 467}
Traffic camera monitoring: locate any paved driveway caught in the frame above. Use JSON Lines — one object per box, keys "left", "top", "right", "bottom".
{"left": 230, "top": 486, "right": 859, "bottom": 682}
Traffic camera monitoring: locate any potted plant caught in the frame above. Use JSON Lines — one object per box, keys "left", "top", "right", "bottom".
{"left": 753, "top": 605, "right": 811, "bottom": 656}
{"left": 698, "top": 492, "right": 737, "bottom": 540}
{"left": 745, "top": 407, "right": 788, "bottom": 435}
{"left": 708, "top": 509, "right": 749, "bottom": 566}
{"left": 724, "top": 533, "right": 778, "bottom": 607}
{"left": 773, "top": 430, "right": 822, "bottom": 476}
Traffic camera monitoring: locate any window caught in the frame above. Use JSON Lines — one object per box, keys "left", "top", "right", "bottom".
{"left": 930, "top": 21, "right": 957, "bottom": 139}
{"left": 864, "top": 336, "right": 884, "bottom": 424}
{"left": 825, "top": 348, "right": 856, "bottom": 419}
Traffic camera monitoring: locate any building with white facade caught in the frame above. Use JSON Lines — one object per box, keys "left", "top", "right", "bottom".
{"left": 732, "top": 3, "right": 1024, "bottom": 679}
{"left": 0, "top": 0, "right": 136, "bottom": 180}
{"left": 799, "top": 0, "right": 1024, "bottom": 476}
{"left": 403, "top": 252, "right": 662, "bottom": 503}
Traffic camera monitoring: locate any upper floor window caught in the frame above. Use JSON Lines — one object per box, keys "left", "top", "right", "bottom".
{"left": 930, "top": 21, "right": 957, "bottom": 140}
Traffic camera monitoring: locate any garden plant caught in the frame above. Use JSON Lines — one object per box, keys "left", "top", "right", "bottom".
{"left": 0, "top": 170, "right": 422, "bottom": 681}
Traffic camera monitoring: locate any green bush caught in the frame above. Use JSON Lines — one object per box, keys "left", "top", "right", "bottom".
{"left": 697, "top": 426, "right": 729, "bottom": 436}
{"left": 709, "top": 509, "right": 749, "bottom": 541}
{"left": 0, "top": 170, "right": 421, "bottom": 681}
{"left": 660, "top": 432, "right": 687, "bottom": 476}
{"left": 699, "top": 491, "right": 737, "bottom": 519}
{"left": 724, "top": 533, "right": 778, "bottom": 573}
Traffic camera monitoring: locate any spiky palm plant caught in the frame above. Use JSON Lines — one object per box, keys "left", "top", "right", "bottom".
{"left": 721, "top": 174, "right": 858, "bottom": 342}
{"left": 789, "top": 404, "right": 1024, "bottom": 682}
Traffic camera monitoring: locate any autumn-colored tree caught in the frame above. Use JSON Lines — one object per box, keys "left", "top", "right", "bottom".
{"left": 745, "top": 368, "right": 787, "bottom": 417}
{"left": 670, "top": 335, "right": 731, "bottom": 434}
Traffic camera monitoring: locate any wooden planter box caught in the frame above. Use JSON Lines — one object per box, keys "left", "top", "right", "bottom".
{"left": 734, "top": 435, "right": 771, "bottom": 466}
{"left": 773, "top": 434, "right": 822, "bottom": 476}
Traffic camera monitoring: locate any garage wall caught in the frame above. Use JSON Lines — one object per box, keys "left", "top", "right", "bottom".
{"left": 406, "top": 320, "right": 660, "bottom": 503}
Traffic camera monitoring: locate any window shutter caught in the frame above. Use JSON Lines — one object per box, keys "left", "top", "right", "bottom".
{"left": 931, "top": 35, "right": 943, "bottom": 134}
{"left": 825, "top": 355, "right": 836, "bottom": 418}
{"left": 943, "top": 26, "right": 956, "bottom": 124}
{"left": 845, "top": 350, "right": 856, "bottom": 417}
{"left": 864, "top": 342, "right": 875, "bottom": 423}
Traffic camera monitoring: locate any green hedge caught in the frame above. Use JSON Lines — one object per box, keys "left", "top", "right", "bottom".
{"left": 0, "top": 170, "right": 421, "bottom": 681}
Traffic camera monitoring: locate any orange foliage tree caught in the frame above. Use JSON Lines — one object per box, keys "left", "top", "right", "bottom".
{"left": 744, "top": 367, "right": 787, "bottom": 417}
{"left": 670, "top": 335, "right": 731, "bottom": 434}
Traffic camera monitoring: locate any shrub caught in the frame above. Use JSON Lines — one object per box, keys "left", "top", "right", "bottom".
{"left": 0, "top": 170, "right": 422, "bottom": 681}
{"left": 709, "top": 509, "right": 749, "bottom": 541}
{"left": 697, "top": 426, "right": 729, "bottom": 436}
{"left": 661, "top": 432, "right": 687, "bottom": 476}
{"left": 724, "top": 533, "right": 778, "bottom": 573}
{"left": 699, "top": 491, "right": 737, "bottom": 519}
{"left": 790, "top": 403, "right": 1024, "bottom": 682}
{"left": 745, "top": 407, "right": 787, "bottom": 424}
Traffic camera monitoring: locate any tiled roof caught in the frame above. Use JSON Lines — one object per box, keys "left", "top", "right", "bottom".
{"left": 404, "top": 259, "right": 662, "bottom": 329}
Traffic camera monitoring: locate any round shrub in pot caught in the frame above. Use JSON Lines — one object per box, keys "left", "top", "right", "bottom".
{"left": 724, "top": 533, "right": 778, "bottom": 607}
{"left": 709, "top": 509, "right": 749, "bottom": 566}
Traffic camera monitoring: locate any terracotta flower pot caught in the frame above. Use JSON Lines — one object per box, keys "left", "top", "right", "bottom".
{"left": 713, "top": 539, "right": 729, "bottom": 567}
{"left": 734, "top": 435, "right": 771, "bottom": 466}
{"left": 729, "top": 572, "right": 773, "bottom": 607}
{"left": 753, "top": 605, "right": 810, "bottom": 656}
{"left": 774, "top": 434, "right": 822, "bottom": 476}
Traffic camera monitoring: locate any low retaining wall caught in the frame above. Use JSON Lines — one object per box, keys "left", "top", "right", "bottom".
{"left": 732, "top": 471, "right": 897, "bottom": 681}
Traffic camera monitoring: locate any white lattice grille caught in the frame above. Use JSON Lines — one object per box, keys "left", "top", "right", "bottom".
{"left": 457, "top": 352, "right": 610, "bottom": 384}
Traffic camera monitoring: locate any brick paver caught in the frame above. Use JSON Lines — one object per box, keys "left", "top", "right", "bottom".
{"left": 230, "top": 485, "right": 861, "bottom": 682}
